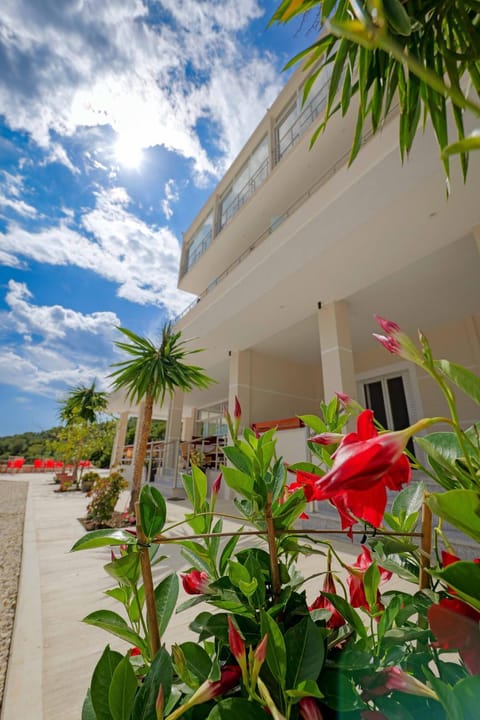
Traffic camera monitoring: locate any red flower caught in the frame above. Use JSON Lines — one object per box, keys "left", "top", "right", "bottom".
{"left": 234, "top": 395, "right": 242, "bottom": 419}
{"left": 428, "top": 598, "right": 480, "bottom": 675}
{"left": 347, "top": 546, "right": 391, "bottom": 613}
{"left": 196, "top": 664, "right": 242, "bottom": 701}
{"left": 212, "top": 472, "right": 222, "bottom": 495}
{"left": 130, "top": 646, "right": 142, "bottom": 656}
{"left": 291, "top": 410, "right": 417, "bottom": 531}
{"left": 310, "top": 571, "right": 346, "bottom": 629}
{"left": 181, "top": 569, "right": 210, "bottom": 595}
{"left": 361, "top": 667, "right": 437, "bottom": 701}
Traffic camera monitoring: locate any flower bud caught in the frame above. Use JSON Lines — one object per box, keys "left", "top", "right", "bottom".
{"left": 299, "top": 697, "right": 324, "bottom": 720}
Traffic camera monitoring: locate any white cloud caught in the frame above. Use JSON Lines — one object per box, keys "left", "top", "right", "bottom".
{"left": 0, "top": 279, "right": 120, "bottom": 396}
{"left": 0, "top": 170, "right": 38, "bottom": 217}
{"left": 0, "top": 186, "right": 195, "bottom": 316}
{"left": 42, "top": 142, "right": 80, "bottom": 174}
{"left": 0, "top": 0, "right": 283, "bottom": 181}
{"left": 161, "top": 179, "right": 180, "bottom": 220}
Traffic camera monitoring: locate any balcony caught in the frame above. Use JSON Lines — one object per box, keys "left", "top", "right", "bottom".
{"left": 219, "top": 157, "right": 270, "bottom": 231}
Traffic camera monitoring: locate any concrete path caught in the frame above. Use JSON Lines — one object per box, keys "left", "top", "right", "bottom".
{"left": 1, "top": 473, "right": 412, "bottom": 720}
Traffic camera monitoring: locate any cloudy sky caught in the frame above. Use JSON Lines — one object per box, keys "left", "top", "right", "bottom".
{"left": 0, "top": 0, "right": 308, "bottom": 436}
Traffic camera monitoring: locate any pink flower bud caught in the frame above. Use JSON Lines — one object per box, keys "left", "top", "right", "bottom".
{"left": 192, "top": 665, "right": 242, "bottom": 703}
{"left": 335, "top": 391, "right": 351, "bottom": 406}
{"left": 212, "top": 473, "right": 222, "bottom": 495}
{"left": 234, "top": 395, "right": 242, "bottom": 420}
{"left": 382, "top": 667, "right": 438, "bottom": 699}
{"left": 374, "top": 315, "right": 400, "bottom": 334}
{"left": 156, "top": 684, "right": 164, "bottom": 720}
{"left": 299, "top": 697, "right": 324, "bottom": 720}
{"left": 310, "top": 432, "right": 344, "bottom": 445}
{"left": 254, "top": 633, "right": 268, "bottom": 665}
{"left": 181, "top": 569, "right": 210, "bottom": 595}
{"left": 372, "top": 333, "right": 401, "bottom": 355}
{"left": 227, "top": 617, "right": 246, "bottom": 663}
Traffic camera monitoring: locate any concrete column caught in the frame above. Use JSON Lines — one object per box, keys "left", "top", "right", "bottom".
{"left": 228, "top": 350, "right": 251, "bottom": 430}
{"left": 182, "top": 408, "right": 196, "bottom": 442}
{"left": 110, "top": 411, "right": 129, "bottom": 468}
{"left": 165, "top": 390, "right": 184, "bottom": 467}
{"left": 317, "top": 301, "right": 357, "bottom": 402}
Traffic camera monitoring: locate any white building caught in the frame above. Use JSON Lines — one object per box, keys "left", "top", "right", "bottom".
{"left": 110, "top": 59, "right": 480, "bottom": 499}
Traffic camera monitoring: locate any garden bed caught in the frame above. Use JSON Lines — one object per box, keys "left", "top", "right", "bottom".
{"left": 78, "top": 511, "right": 136, "bottom": 531}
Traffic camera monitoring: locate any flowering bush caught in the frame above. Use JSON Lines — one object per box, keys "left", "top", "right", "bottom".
{"left": 86, "top": 471, "right": 128, "bottom": 523}
{"left": 73, "top": 320, "right": 480, "bottom": 720}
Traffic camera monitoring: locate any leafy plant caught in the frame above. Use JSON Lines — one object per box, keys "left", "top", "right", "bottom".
{"left": 72, "top": 321, "right": 480, "bottom": 720}
{"left": 87, "top": 472, "right": 128, "bottom": 524}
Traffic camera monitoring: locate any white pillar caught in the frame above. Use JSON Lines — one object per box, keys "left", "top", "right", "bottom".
{"left": 182, "top": 408, "right": 196, "bottom": 441}
{"left": 317, "top": 301, "right": 357, "bottom": 402}
{"left": 228, "top": 350, "right": 251, "bottom": 430}
{"left": 165, "top": 390, "right": 184, "bottom": 468}
{"left": 110, "top": 411, "right": 129, "bottom": 468}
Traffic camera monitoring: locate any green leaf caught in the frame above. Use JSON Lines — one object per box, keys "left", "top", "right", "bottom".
{"left": 139, "top": 485, "right": 166, "bottom": 540}
{"left": 104, "top": 552, "right": 141, "bottom": 587}
{"left": 179, "top": 641, "right": 212, "bottom": 684}
{"left": 285, "top": 615, "right": 325, "bottom": 689}
{"left": 228, "top": 560, "right": 251, "bottom": 588}
{"left": 426, "top": 490, "right": 480, "bottom": 543}
{"left": 363, "top": 560, "right": 381, "bottom": 611}
{"left": 430, "top": 561, "right": 480, "bottom": 610}
{"left": 443, "top": 132, "right": 480, "bottom": 158}
{"left": 82, "top": 690, "right": 97, "bottom": 720}
{"left": 221, "top": 466, "right": 254, "bottom": 497}
{"left": 108, "top": 655, "right": 138, "bottom": 720}
{"left": 207, "top": 698, "right": 270, "bottom": 720}
{"left": 71, "top": 529, "right": 137, "bottom": 552}
{"left": 83, "top": 610, "right": 148, "bottom": 656}
{"left": 287, "top": 462, "right": 323, "bottom": 475}
{"left": 436, "top": 359, "right": 480, "bottom": 406}
{"left": 183, "top": 465, "right": 208, "bottom": 511}
{"left": 318, "top": 669, "right": 366, "bottom": 712}
{"left": 132, "top": 647, "right": 173, "bottom": 720}
{"left": 298, "top": 415, "right": 326, "bottom": 434}
{"left": 155, "top": 573, "right": 179, "bottom": 637}
{"left": 452, "top": 675, "right": 480, "bottom": 719}
{"left": 222, "top": 445, "right": 253, "bottom": 475}
{"left": 321, "top": 593, "right": 366, "bottom": 638}
{"left": 286, "top": 679, "right": 324, "bottom": 699}
{"left": 383, "top": 0, "right": 411, "bottom": 35}
{"left": 391, "top": 481, "right": 425, "bottom": 518}
{"left": 260, "top": 610, "right": 287, "bottom": 684}
{"left": 91, "top": 645, "right": 123, "bottom": 720}
{"left": 219, "top": 532, "right": 241, "bottom": 575}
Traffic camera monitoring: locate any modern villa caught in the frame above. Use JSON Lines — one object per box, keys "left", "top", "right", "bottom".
{"left": 109, "top": 59, "right": 480, "bottom": 501}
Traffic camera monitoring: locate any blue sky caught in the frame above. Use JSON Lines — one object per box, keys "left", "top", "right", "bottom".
{"left": 0, "top": 0, "right": 310, "bottom": 436}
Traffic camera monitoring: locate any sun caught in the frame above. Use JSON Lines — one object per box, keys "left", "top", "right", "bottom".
{"left": 114, "top": 136, "right": 144, "bottom": 169}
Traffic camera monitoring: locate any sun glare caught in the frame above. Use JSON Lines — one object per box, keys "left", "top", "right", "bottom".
{"left": 114, "top": 136, "right": 144, "bottom": 169}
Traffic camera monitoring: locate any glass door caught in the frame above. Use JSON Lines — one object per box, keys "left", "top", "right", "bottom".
{"left": 362, "top": 373, "right": 415, "bottom": 455}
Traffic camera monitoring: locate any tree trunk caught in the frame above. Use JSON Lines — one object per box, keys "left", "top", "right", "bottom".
{"left": 129, "top": 394, "right": 154, "bottom": 514}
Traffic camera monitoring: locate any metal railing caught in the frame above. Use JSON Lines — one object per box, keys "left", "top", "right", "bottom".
{"left": 180, "top": 225, "right": 213, "bottom": 278}
{"left": 219, "top": 158, "right": 269, "bottom": 230}
{"left": 276, "top": 78, "right": 331, "bottom": 163}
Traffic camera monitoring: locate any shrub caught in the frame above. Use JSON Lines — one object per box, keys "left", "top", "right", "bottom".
{"left": 86, "top": 471, "right": 127, "bottom": 522}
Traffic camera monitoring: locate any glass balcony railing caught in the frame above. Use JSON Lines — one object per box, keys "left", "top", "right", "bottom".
{"left": 220, "top": 158, "right": 269, "bottom": 230}
{"left": 276, "top": 78, "right": 330, "bottom": 162}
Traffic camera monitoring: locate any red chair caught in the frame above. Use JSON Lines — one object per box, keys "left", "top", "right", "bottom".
{"left": 13, "top": 458, "right": 25, "bottom": 470}
{"left": 79, "top": 460, "right": 91, "bottom": 468}
{"left": 45, "top": 459, "right": 55, "bottom": 469}
{"left": 34, "top": 458, "right": 44, "bottom": 471}
{"left": 7, "top": 460, "right": 15, "bottom": 471}
{"left": 54, "top": 461, "right": 63, "bottom": 469}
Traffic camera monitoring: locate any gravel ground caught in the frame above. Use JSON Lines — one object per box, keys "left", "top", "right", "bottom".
{"left": 0, "top": 479, "right": 28, "bottom": 710}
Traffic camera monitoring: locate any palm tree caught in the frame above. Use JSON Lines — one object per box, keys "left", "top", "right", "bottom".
{"left": 59, "top": 380, "right": 108, "bottom": 425}
{"left": 109, "top": 323, "right": 213, "bottom": 513}
{"left": 58, "top": 380, "right": 108, "bottom": 484}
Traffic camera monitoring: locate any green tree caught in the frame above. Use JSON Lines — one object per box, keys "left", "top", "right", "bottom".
{"left": 272, "top": 0, "right": 480, "bottom": 175}
{"left": 59, "top": 380, "right": 108, "bottom": 425}
{"left": 109, "top": 323, "right": 213, "bottom": 513}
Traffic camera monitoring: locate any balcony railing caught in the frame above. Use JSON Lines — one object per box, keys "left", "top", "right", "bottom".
{"left": 276, "top": 77, "right": 331, "bottom": 163}
{"left": 219, "top": 157, "right": 269, "bottom": 230}
{"left": 180, "top": 225, "right": 213, "bottom": 277}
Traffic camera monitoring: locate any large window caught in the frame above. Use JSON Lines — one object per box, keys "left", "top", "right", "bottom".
{"left": 275, "top": 65, "right": 333, "bottom": 161}
{"left": 220, "top": 135, "right": 269, "bottom": 229}
{"left": 194, "top": 402, "right": 228, "bottom": 439}
{"left": 187, "top": 211, "right": 213, "bottom": 271}
{"left": 361, "top": 372, "right": 416, "bottom": 455}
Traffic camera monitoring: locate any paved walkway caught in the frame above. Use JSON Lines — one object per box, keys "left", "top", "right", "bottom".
{"left": 0, "top": 473, "right": 410, "bottom": 720}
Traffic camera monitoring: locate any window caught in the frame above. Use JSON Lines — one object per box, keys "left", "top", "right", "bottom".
{"left": 220, "top": 135, "right": 269, "bottom": 229}
{"left": 275, "top": 64, "right": 333, "bottom": 161}
{"left": 187, "top": 211, "right": 213, "bottom": 270}
{"left": 194, "top": 402, "right": 228, "bottom": 439}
